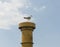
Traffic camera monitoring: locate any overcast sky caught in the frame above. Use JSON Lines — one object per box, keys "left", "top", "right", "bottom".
{"left": 0, "top": 0, "right": 60, "bottom": 47}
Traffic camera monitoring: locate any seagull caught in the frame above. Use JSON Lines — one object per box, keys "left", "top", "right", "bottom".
{"left": 24, "top": 15, "right": 32, "bottom": 20}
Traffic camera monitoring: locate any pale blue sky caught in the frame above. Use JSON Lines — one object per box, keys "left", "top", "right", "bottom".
{"left": 0, "top": 0, "right": 60, "bottom": 47}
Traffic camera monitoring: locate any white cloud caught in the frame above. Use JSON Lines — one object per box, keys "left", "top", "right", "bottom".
{"left": 0, "top": 0, "right": 31, "bottom": 30}
{"left": 33, "top": 6, "right": 46, "bottom": 12}
{"left": 0, "top": 0, "right": 46, "bottom": 30}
